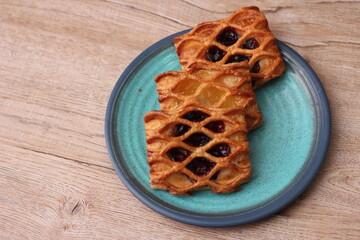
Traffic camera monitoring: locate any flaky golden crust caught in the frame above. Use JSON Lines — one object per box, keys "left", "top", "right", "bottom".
{"left": 174, "top": 6, "right": 285, "bottom": 88}
{"left": 154, "top": 62, "right": 262, "bottom": 130}
{"left": 144, "top": 106, "right": 251, "bottom": 195}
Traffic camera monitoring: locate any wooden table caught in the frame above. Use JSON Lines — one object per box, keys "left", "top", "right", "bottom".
{"left": 1, "top": 1, "right": 359, "bottom": 239}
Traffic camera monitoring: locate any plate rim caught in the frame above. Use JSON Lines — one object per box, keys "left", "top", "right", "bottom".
{"left": 105, "top": 30, "right": 331, "bottom": 227}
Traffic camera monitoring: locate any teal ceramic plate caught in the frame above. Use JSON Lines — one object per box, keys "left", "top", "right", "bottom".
{"left": 105, "top": 30, "right": 331, "bottom": 227}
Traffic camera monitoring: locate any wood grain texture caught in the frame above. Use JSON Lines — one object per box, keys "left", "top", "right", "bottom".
{"left": 0, "top": 0, "right": 359, "bottom": 239}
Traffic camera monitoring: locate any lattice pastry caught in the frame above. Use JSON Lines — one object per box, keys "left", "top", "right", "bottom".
{"left": 144, "top": 105, "right": 250, "bottom": 195}
{"left": 174, "top": 6, "right": 285, "bottom": 88}
{"left": 155, "top": 62, "right": 261, "bottom": 130}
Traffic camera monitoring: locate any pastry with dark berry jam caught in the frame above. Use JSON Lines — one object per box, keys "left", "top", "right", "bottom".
{"left": 174, "top": 6, "right": 285, "bottom": 88}
{"left": 144, "top": 106, "right": 251, "bottom": 195}
{"left": 154, "top": 62, "right": 262, "bottom": 131}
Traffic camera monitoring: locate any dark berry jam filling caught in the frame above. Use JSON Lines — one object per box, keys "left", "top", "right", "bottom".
{"left": 186, "top": 157, "right": 216, "bottom": 177}
{"left": 181, "top": 110, "right": 210, "bottom": 122}
{"left": 206, "top": 143, "right": 231, "bottom": 157}
{"left": 241, "top": 38, "right": 259, "bottom": 49}
{"left": 167, "top": 147, "right": 192, "bottom": 162}
{"left": 204, "top": 120, "right": 225, "bottom": 133}
{"left": 172, "top": 124, "right": 190, "bottom": 137}
{"left": 210, "top": 171, "right": 219, "bottom": 180}
{"left": 216, "top": 27, "right": 240, "bottom": 46}
{"left": 183, "top": 133, "right": 212, "bottom": 147}
{"left": 206, "top": 46, "right": 226, "bottom": 62}
{"left": 225, "top": 54, "right": 250, "bottom": 64}
{"left": 250, "top": 61, "right": 260, "bottom": 73}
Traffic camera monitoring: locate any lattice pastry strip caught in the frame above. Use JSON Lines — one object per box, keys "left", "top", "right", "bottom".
{"left": 144, "top": 105, "right": 251, "bottom": 195}
{"left": 174, "top": 6, "right": 285, "bottom": 88}
{"left": 155, "top": 62, "right": 262, "bottom": 130}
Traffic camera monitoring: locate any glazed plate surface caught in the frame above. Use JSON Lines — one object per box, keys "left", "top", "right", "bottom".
{"left": 105, "top": 30, "right": 331, "bottom": 227}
